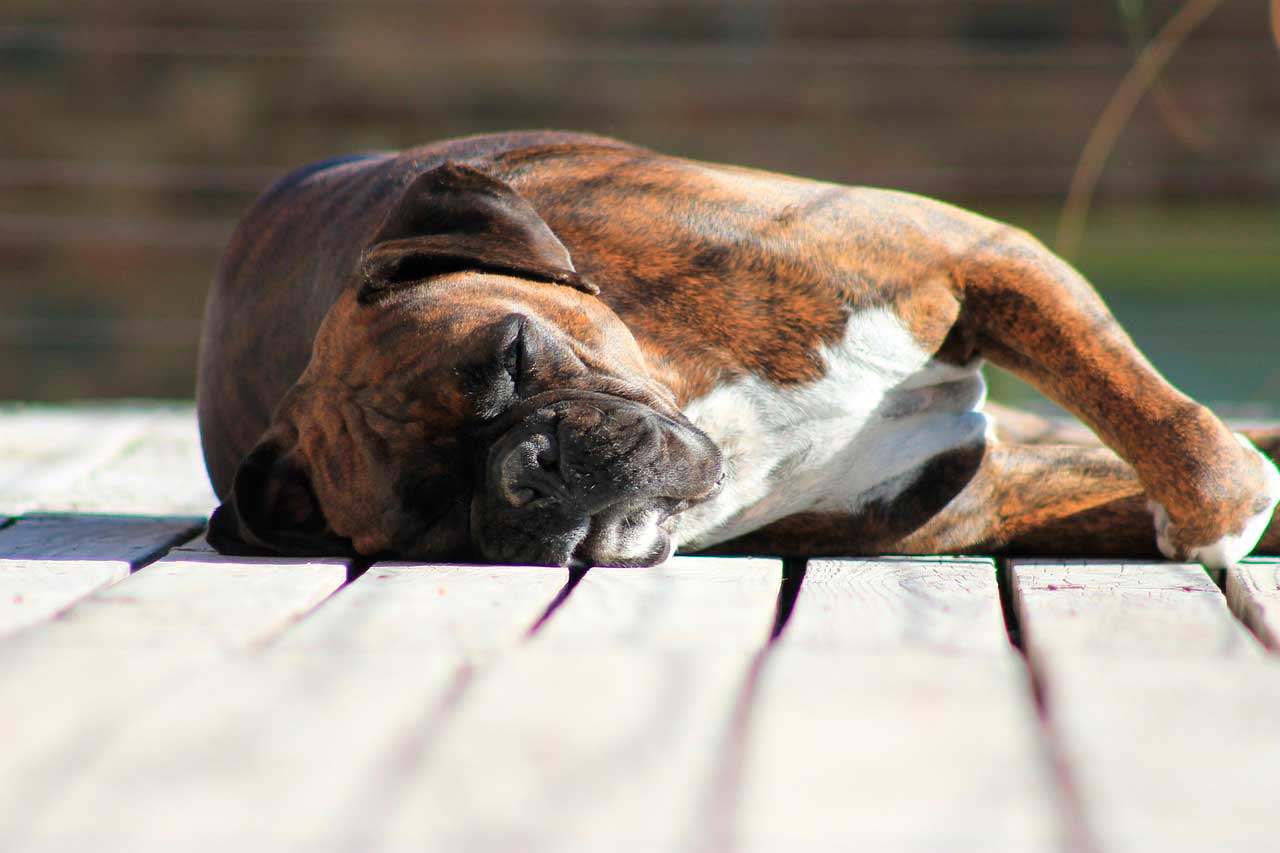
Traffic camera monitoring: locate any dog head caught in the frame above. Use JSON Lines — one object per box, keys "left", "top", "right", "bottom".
{"left": 208, "top": 162, "right": 723, "bottom": 566}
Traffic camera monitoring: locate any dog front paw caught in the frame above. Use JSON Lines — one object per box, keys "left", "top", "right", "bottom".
{"left": 1150, "top": 434, "right": 1280, "bottom": 570}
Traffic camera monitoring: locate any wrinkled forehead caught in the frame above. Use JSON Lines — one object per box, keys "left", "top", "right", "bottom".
{"left": 287, "top": 276, "right": 568, "bottom": 427}
{"left": 328, "top": 278, "right": 653, "bottom": 397}
{"left": 321, "top": 272, "right": 612, "bottom": 352}
{"left": 400, "top": 273, "right": 616, "bottom": 343}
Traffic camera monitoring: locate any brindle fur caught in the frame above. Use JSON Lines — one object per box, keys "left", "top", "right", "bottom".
{"left": 199, "top": 131, "right": 1280, "bottom": 564}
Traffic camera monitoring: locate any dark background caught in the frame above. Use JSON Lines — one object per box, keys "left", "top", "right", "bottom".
{"left": 2, "top": 0, "right": 1277, "bottom": 411}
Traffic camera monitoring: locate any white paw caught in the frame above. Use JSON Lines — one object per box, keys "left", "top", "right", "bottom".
{"left": 1149, "top": 499, "right": 1177, "bottom": 560}
{"left": 1150, "top": 434, "right": 1280, "bottom": 570}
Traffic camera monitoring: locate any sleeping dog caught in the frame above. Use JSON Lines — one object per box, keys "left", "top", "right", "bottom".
{"left": 199, "top": 131, "right": 1280, "bottom": 568}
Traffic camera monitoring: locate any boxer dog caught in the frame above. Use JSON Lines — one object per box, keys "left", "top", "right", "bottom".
{"left": 199, "top": 131, "right": 1280, "bottom": 568}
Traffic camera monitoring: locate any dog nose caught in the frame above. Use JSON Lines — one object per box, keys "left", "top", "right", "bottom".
{"left": 496, "top": 429, "right": 562, "bottom": 508}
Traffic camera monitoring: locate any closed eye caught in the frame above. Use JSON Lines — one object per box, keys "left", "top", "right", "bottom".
{"left": 501, "top": 315, "right": 527, "bottom": 391}
{"left": 453, "top": 315, "right": 527, "bottom": 417}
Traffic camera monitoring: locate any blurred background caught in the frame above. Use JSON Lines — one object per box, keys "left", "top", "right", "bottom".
{"left": 1, "top": 0, "right": 1277, "bottom": 413}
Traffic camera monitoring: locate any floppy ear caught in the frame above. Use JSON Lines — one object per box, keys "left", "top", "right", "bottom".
{"left": 206, "top": 440, "right": 349, "bottom": 557}
{"left": 358, "top": 161, "right": 598, "bottom": 302}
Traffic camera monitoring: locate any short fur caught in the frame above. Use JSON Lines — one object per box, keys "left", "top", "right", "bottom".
{"left": 199, "top": 131, "right": 1280, "bottom": 568}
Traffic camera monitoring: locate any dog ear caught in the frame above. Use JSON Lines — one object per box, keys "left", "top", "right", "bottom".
{"left": 207, "top": 440, "right": 348, "bottom": 557}
{"left": 358, "top": 161, "right": 598, "bottom": 302}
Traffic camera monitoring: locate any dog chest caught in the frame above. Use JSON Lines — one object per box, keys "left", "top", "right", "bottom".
{"left": 675, "top": 306, "right": 990, "bottom": 550}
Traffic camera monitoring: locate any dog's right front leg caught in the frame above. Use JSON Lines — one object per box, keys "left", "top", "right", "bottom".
{"left": 952, "top": 228, "right": 1279, "bottom": 567}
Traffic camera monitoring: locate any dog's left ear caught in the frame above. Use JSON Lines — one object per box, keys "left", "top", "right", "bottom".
{"left": 206, "top": 439, "right": 350, "bottom": 557}
{"left": 358, "top": 161, "right": 598, "bottom": 302}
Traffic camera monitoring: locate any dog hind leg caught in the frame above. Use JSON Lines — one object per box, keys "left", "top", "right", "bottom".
{"left": 701, "top": 439, "right": 1280, "bottom": 559}
{"left": 983, "top": 401, "right": 1095, "bottom": 445}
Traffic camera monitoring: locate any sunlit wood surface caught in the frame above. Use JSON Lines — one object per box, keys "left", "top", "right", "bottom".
{"left": 1, "top": 402, "right": 1277, "bottom": 852}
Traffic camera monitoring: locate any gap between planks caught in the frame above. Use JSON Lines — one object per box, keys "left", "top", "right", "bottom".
{"left": 13, "top": 557, "right": 782, "bottom": 852}
{"left": 4, "top": 553, "right": 1073, "bottom": 852}
{"left": 1224, "top": 557, "right": 1280, "bottom": 651}
{"left": 728, "top": 557, "right": 1066, "bottom": 853}
{"left": 0, "top": 514, "right": 205, "bottom": 638}
{"left": 0, "top": 536, "right": 352, "bottom": 847}
{"left": 1009, "top": 559, "right": 1280, "bottom": 852}
{"left": 1, "top": 515, "right": 1064, "bottom": 852}
{"left": 6, "top": 558, "right": 575, "bottom": 851}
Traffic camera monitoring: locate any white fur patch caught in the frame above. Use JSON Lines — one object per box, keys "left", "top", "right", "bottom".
{"left": 1150, "top": 500, "right": 1176, "bottom": 561}
{"left": 675, "top": 307, "right": 988, "bottom": 550}
{"left": 1151, "top": 433, "right": 1280, "bottom": 570}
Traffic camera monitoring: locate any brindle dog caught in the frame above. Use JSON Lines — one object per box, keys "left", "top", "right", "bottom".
{"left": 199, "top": 131, "right": 1280, "bottom": 568}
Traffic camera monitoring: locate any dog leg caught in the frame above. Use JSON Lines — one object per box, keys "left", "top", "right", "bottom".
{"left": 701, "top": 438, "right": 1280, "bottom": 559}
{"left": 983, "top": 401, "right": 1094, "bottom": 445}
{"left": 948, "top": 229, "right": 1279, "bottom": 567}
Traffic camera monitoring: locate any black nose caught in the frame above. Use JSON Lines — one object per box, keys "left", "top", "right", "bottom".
{"left": 475, "top": 394, "right": 724, "bottom": 566}
{"left": 495, "top": 427, "right": 562, "bottom": 508}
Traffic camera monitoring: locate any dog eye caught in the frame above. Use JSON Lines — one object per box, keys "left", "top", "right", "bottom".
{"left": 501, "top": 320, "right": 526, "bottom": 387}
{"left": 503, "top": 336, "right": 521, "bottom": 382}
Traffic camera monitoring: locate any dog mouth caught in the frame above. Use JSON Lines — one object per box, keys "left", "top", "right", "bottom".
{"left": 471, "top": 391, "right": 723, "bottom": 566}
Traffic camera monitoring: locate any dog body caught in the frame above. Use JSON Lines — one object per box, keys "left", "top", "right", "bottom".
{"left": 676, "top": 314, "right": 987, "bottom": 551}
{"left": 199, "top": 131, "right": 1280, "bottom": 567}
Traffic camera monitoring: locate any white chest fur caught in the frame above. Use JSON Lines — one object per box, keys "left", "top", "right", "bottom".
{"left": 675, "top": 306, "right": 990, "bottom": 550}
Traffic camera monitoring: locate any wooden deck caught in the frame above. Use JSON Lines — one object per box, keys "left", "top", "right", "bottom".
{"left": 1, "top": 402, "right": 1278, "bottom": 852}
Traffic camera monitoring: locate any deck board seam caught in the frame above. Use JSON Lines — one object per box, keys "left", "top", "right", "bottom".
{"left": 999, "top": 557, "right": 1099, "bottom": 853}
{"left": 698, "top": 556, "right": 806, "bottom": 851}
{"left": 1224, "top": 560, "right": 1280, "bottom": 651}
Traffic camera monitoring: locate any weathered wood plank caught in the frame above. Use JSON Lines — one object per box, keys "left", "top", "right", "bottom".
{"left": 26, "top": 551, "right": 348, "bottom": 652}
{"left": 380, "top": 556, "right": 783, "bottom": 851}
{"left": 1010, "top": 560, "right": 1275, "bottom": 851}
{"left": 1226, "top": 558, "right": 1280, "bottom": 651}
{"left": 781, "top": 556, "right": 1011, "bottom": 654}
{"left": 385, "top": 648, "right": 759, "bottom": 852}
{"left": 734, "top": 558, "right": 1066, "bottom": 852}
{"left": 28, "top": 557, "right": 778, "bottom": 850}
{"left": 0, "top": 550, "right": 349, "bottom": 845}
{"left": 1039, "top": 656, "right": 1280, "bottom": 852}
{"left": 0, "top": 514, "right": 203, "bottom": 638}
{"left": 0, "top": 405, "right": 155, "bottom": 515}
{"left": 26, "top": 406, "right": 218, "bottom": 516}
{"left": 11, "top": 560, "right": 567, "bottom": 851}
{"left": 278, "top": 561, "right": 571, "bottom": 654}
{"left": 17, "top": 653, "right": 461, "bottom": 852}
{"left": 1011, "top": 560, "right": 1259, "bottom": 659}
{"left": 534, "top": 555, "right": 780, "bottom": 649}
{"left": 736, "top": 653, "right": 1067, "bottom": 852}
{"left": 0, "top": 545, "right": 347, "bottom": 663}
